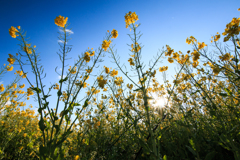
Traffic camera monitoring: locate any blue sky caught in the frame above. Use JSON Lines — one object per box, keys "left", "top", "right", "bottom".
{"left": 0, "top": 0, "right": 239, "bottom": 119}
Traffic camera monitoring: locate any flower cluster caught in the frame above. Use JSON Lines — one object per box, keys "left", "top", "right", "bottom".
{"left": 102, "top": 40, "right": 111, "bottom": 51}
{"left": 7, "top": 54, "right": 15, "bottom": 65}
{"left": 159, "top": 66, "right": 168, "bottom": 72}
{"left": 198, "top": 42, "right": 207, "bottom": 50}
{"left": 97, "top": 75, "right": 107, "bottom": 89}
{"left": 6, "top": 66, "right": 13, "bottom": 71}
{"left": 0, "top": 84, "right": 4, "bottom": 92}
{"left": 186, "top": 36, "right": 197, "bottom": 45}
{"left": 68, "top": 66, "right": 77, "bottom": 74}
{"left": 111, "top": 29, "right": 118, "bottom": 39}
{"left": 114, "top": 77, "right": 123, "bottom": 86}
{"left": 219, "top": 53, "right": 231, "bottom": 61}
{"left": 131, "top": 43, "right": 141, "bottom": 52}
{"left": 84, "top": 52, "right": 91, "bottom": 63}
{"left": 124, "top": 11, "right": 139, "bottom": 28}
{"left": 213, "top": 32, "right": 221, "bottom": 42}
{"left": 27, "top": 88, "right": 34, "bottom": 96}
{"left": 55, "top": 15, "right": 68, "bottom": 27}
{"left": 9, "top": 26, "right": 19, "bottom": 38}
{"left": 222, "top": 17, "right": 240, "bottom": 42}
{"left": 104, "top": 66, "right": 110, "bottom": 74}
{"left": 54, "top": 83, "right": 59, "bottom": 90}
{"left": 191, "top": 50, "right": 200, "bottom": 62}
{"left": 24, "top": 46, "right": 32, "bottom": 54}
{"left": 110, "top": 69, "right": 118, "bottom": 77}
{"left": 128, "top": 58, "right": 135, "bottom": 66}
{"left": 165, "top": 45, "right": 174, "bottom": 56}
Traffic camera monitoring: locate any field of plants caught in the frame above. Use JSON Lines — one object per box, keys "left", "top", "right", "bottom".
{"left": 0, "top": 9, "right": 240, "bottom": 160}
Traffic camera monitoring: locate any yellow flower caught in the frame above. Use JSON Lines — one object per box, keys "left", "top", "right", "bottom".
{"left": 128, "top": 58, "right": 135, "bottom": 66}
{"left": 7, "top": 55, "right": 15, "bottom": 64}
{"left": 0, "top": 84, "right": 4, "bottom": 92}
{"left": 198, "top": 42, "right": 207, "bottom": 50}
{"left": 9, "top": 26, "right": 19, "bottom": 38}
{"left": 69, "top": 66, "right": 77, "bottom": 74}
{"left": 165, "top": 45, "right": 174, "bottom": 56}
{"left": 24, "top": 46, "right": 32, "bottom": 54}
{"left": 22, "top": 73, "right": 27, "bottom": 78}
{"left": 131, "top": 43, "right": 141, "bottom": 52}
{"left": 168, "top": 57, "right": 174, "bottom": 63}
{"left": 74, "top": 155, "right": 80, "bottom": 160}
{"left": 90, "top": 51, "right": 95, "bottom": 56}
{"left": 127, "top": 84, "right": 133, "bottom": 90}
{"left": 27, "top": 88, "right": 34, "bottom": 96}
{"left": 214, "top": 33, "right": 221, "bottom": 41}
{"left": 186, "top": 36, "right": 197, "bottom": 45}
{"left": 54, "top": 83, "right": 59, "bottom": 90}
{"left": 159, "top": 66, "right": 168, "bottom": 72}
{"left": 212, "top": 66, "right": 221, "bottom": 75}
{"left": 19, "top": 84, "right": 25, "bottom": 88}
{"left": 114, "top": 77, "right": 123, "bottom": 86}
{"left": 55, "top": 15, "right": 68, "bottom": 27}
{"left": 16, "top": 70, "right": 23, "bottom": 76}
{"left": 219, "top": 53, "right": 231, "bottom": 61}
{"left": 84, "top": 52, "right": 90, "bottom": 62}
{"left": 110, "top": 69, "right": 118, "bottom": 77}
{"left": 111, "top": 29, "right": 118, "bottom": 39}
{"left": 104, "top": 66, "right": 110, "bottom": 74}
{"left": 6, "top": 66, "right": 13, "bottom": 71}
{"left": 124, "top": 11, "right": 139, "bottom": 28}
{"left": 97, "top": 75, "right": 107, "bottom": 89}
{"left": 102, "top": 40, "right": 111, "bottom": 51}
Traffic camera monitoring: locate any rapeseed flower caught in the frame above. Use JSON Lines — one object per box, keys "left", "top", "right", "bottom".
{"left": 6, "top": 66, "right": 13, "bottom": 71}
{"left": 104, "top": 66, "right": 110, "bottom": 74}
{"left": 198, "top": 42, "right": 207, "bottom": 50}
{"left": 9, "top": 26, "right": 19, "bottom": 38}
{"left": 128, "top": 58, "right": 135, "bottom": 66}
{"left": 102, "top": 40, "right": 111, "bottom": 51}
{"left": 159, "top": 66, "right": 168, "bottom": 72}
{"left": 110, "top": 69, "right": 118, "bottom": 77}
{"left": 55, "top": 15, "right": 68, "bottom": 27}
{"left": 125, "top": 11, "right": 139, "bottom": 28}
{"left": 111, "top": 29, "right": 118, "bottom": 39}
{"left": 0, "top": 84, "right": 4, "bottom": 92}
{"left": 84, "top": 52, "right": 90, "bottom": 62}
{"left": 97, "top": 75, "right": 107, "bottom": 89}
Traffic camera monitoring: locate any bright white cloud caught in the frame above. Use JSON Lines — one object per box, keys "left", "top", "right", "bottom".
{"left": 59, "top": 29, "right": 74, "bottom": 34}
{"left": 58, "top": 75, "right": 66, "bottom": 79}
{"left": 58, "top": 40, "right": 67, "bottom": 44}
{"left": 65, "top": 29, "right": 74, "bottom": 34}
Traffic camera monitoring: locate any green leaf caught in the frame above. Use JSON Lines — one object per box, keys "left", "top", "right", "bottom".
{"left": 39, "top": 144, "right": 48, "bottom": 157}
{"left": 59, "top": 76, "right": 68, "bottom": 83}
{"left": 224, "top": 88, "right": 232, "bottom": 96}
{"left": 163, "top": 155, "right": 167, "bottom": 160}
{"left": 57, "top": 90, "right": 62, "bottom": 97}
{"left": 186, "top": 145, "right": 197, "bottom": 156}
{"left": 138, "top": 138, "right": 151, "bottom": 153}
{"left": 219, "top": 93, "right": 228, "bottom": 97}
{"left": 42, "top": 102, "right": 49, "bottom": 110}
{"left": 31, "top": 87, "right": 41, "bottom": 93}
{"left": 83, "top": 99, "right": 89, "bottom": 108}
{"left": 38, "top": 118, "right": 46, "bottom": 132}
{"left": 42, "top": 95, "right": 51, "bottom": 101}
{"left": 204, "top": 151, "right": 216, "bottom": 160}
